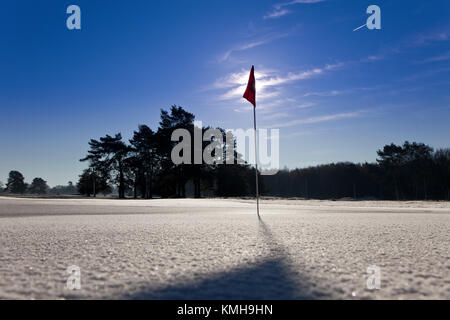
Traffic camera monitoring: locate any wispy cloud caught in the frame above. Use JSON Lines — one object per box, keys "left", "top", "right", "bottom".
{"left": 219, "top": 33, "right": 289, "bottom": 62}
{"left": 270, "top": 111, "right": 364, "bottom": 128}
{"left": 421, "top": 51, "right": 450, "bottom": 63}
{"left": 364, "top": 54, "right": 386, "bottom": 62}
{"left": 412, "top": 30, "right": 450, "bottom": 46}
{"left": 261, "top": 112, "right": 290, "bottom": 121}
{"left": 234, "top": 99, "right": 316, "bottom": 116}
{"left": 302, "top": 84, "right": 387, "bottom": 98}
{"left": 282, "top": 130, "right": 314, "bottom": 139}
{"left": 303, "top": 90, "right": 343, "bottom": 97}
{"left": 264, "top": 0, "right": 325, "bottom": 20}
{"left": 296, "top": 102, "right": 316, "bottom": 109}
{"left": 355, "top": 27, "right": 450, "bottom": 64}
{"left": 401, "top": 66, "right": 450, "bottom": 82}
{"left": 274, "top": 0, "right": 326, "bottom": 10}
{"left": 264, "top": 9, "right": 291, "bottom": 20}
{"left": 215, "top": 63, "right": 342, "bottom": 101}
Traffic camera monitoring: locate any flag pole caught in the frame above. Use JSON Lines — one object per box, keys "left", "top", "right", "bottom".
{"left": 253, "top": 104, "right": 260, "bottom": 219}
{"left": 243, "top": 65, "right": 260, "bottom": 218}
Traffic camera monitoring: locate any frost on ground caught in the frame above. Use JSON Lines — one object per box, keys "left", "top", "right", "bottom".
{"left": 0, "top": 197, "right": 449, "bottom": 300}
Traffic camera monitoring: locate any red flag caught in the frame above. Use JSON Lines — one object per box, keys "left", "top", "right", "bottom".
{"left": 243, "top": 65, "right": 256, "bottom": 107}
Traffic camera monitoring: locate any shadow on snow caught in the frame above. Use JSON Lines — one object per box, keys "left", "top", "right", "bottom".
{"left": 125, "top": 218, "right": 322, "bottom": 300}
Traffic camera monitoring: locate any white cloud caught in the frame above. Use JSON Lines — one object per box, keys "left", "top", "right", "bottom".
{"left": 274, "top": 0, "right": 325, "bottom": 10}
{"left": 216, "top": 66, "right": 326, "bottom": 102}
{"left": 219, "top": 33, "right": 289, "bottom": 62}
{"left": 365, "top": 55, "right": 384, "bottom": 62}
{"left": 203, "top": 59, "right": 368, "bottom": 132}
{"left": 303, "top": 85, "right": 385, "bottom": 97}
{"left": 234, "top": 100, "right": 316, "bottom": 116}
{"left": 207, "top": 62, "right": 346, "bottom": 128}
{"left": 282, "top": 130, "right": 314, "bottom": 138}
{"left": 413, "top": 30, "right": 450, "bottom": 46}
{"left": 296, "top": 102, "right": 316, "bottom": 109}
{"left": 401, "top": 66, "right": 450, "bottom": 82}
{"left": 215, "top": 62, "right": 344, "bottom": 103}
{"left": 264, "top": 9, "right": 291, "bottom": 19}
{"left": 422, "top": 51, "right": 450, "bottom": 63}
{"left": 303, "top": 90, "right": 343, "bottom": 97}
{"left": 263, "top": 0, "right": 325, "bottom": 20}
{"left": 261, "top": 112, "right": 290, "bottom": 120}
{"left": 270, "top": 111, "right": 363, "bottom": 128}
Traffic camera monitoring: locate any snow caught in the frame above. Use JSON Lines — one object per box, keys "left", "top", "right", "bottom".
{"left": 0, "top": 197, "right": 449, "bottom": 299}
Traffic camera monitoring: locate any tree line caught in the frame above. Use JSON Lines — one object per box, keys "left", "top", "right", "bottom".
{"left": 263, "top": 142, "right": 450, "bottom": 200}
{"left": 77, "top": 105, "right": 259, "bottom": 198}
{"left": 2, "top": 105, "right": 449, "bottom": 201}
{"left": 76, "top": 106, "right": 450, "bottom": 200}
{"left": 0, "top": 171, "right": 72, "bottom": 195}
{"left": 0, "top": 170, "right": 79, "bottom": 195}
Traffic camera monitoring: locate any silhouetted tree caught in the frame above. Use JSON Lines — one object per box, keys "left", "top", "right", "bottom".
{"left": 6, "top": 171, "right": 27, "bottom": 194}
{"left": 124, "top": 155, "right": 141, "bottom": 199}
{"left": 156, "top": 106, "right": 195, "bottom": 197}
{"left": 433, "top": 148, "right": 450, "bottom": 200}
{"left": 377, "top": 144, "right": 404, "bottom": 200}
{"left": 77, "top": 169, "right": 111, "bottom": 197}
{"left": 402, "top": 142, "right": 433, "bottom": 199}
{"left": 213, "top": 129, "right": 263, "bottom": 197}
{"left": 129, "top": 125, "right": 158, "bottom": 199}
{"left": 28, "top": 178, "right": 49, "bottom": 194}
{"left": 185, "top": 125, "right": 215, "bottom": 198}
{"left": 80, "top": 134, "right": 130, "bottom": 198}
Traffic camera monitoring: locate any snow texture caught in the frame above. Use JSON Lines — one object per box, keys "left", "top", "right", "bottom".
{"left": 0, "top": 197, "right": 449, "bottom": 300}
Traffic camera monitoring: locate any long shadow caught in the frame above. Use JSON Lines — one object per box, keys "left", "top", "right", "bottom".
{"left": 128, "top": 258, "right": 309, "bottom": 299}
{"left": 125, "top": 217, "right": 319, "bottom": 300}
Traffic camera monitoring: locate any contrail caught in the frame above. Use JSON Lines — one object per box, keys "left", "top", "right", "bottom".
{"left": 353, "top": 23, "right": 366, "bottom": 32}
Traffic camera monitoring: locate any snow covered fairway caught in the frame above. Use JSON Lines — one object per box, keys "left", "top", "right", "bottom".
{"left": 0, "top": 197, "right": 449, "bottom": 300}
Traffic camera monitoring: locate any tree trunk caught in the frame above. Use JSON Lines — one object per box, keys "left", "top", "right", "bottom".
{"left": 194, "top": 179, "right": 201, "bottom": 198}
{"left": 394, "top": 177, "right": 399, "bottom": 200}
{"left": 93, "top": 175, "right": 96, "bottom": 198}
{"left": 145, "top": 169, "right": 153, "bottom": 199}
{"left": 182, "top": 182, "right": 186, "bottom": 198}
{"left": 424, "top": 180, "right": 427, "bottom": 200}
{"left": 119, "top": 162, "right": 125, "bottom": 199}
{"left": 133, "top": 172, "right": 137, "bottom": 199}
{"left": 144, "top": 170, "right": 153, "bottom": 199}
{"left": 176, "top": 182, "right": 181, "bottom": 198}
{"left": 305, "top": 179, "right": 308, "bottom": 199}
{"left": 148, "top": 169, "right": 153, "bottom": 199}
{"left": 143, "top": 172, "right": 148, "bottom": 199}
{"left": 414, "top": 182, "right": 418, "bottom": 200}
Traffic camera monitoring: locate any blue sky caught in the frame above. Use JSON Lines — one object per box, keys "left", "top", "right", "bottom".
{"left": 1, "top": 0, "right": 450, "bottom": 186}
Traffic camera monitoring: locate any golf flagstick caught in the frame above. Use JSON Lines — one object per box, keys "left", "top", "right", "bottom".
{"left": 243, "top": 66, "right": 260, "bottom": 218}
{"left": 253, "top": 104, "right": 260, "bottom": 218}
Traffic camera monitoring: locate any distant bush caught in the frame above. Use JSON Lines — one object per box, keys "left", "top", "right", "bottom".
{"left": 49, "top": 181, "right": 78, "bottom": 195}
{"left": 5, "top": 171, "right": 27, "bottom": 194}
{"left": 28, "top": 178, "right": 49, "bottom": 194}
